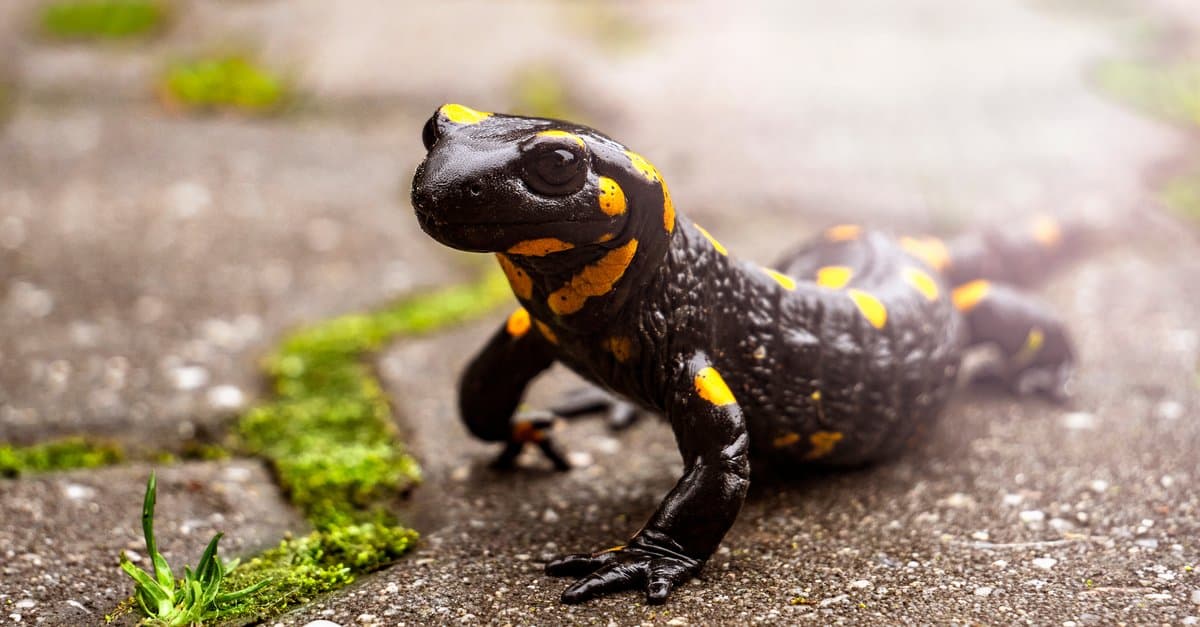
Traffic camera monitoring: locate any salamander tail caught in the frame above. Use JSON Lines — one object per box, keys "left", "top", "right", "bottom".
{"left": 926, "top": 215, "right": 1098, "bottom": 288}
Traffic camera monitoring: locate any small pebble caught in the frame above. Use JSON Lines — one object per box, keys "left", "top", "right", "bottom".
{"left": 1191, "top": 589, "right": 1200, "bottom": 605}
{"left": 1002, "top": 493, "right": 1024, "bottom": 507}
{"left": 1088, "top": 480, "right": 1109, "bottom": 494}
{"left": 301, "top": 621, "right": 341, "bottom": 627}
{"left": 62, "top": 483, "right": 95, "bottom": 501}
{"left": 974, "top": 586, "right": 993, "bottom": 597}
{"left": 542, "top": 509, "right": 560, "bottom": 524}
{"left": 1019, "top": 510, "right": 1046, "bottom": 525}
{"left": 169, "top": 365, "right": 209, "bottom": 391}
{"left": 848, "top": 579, "right": 872, "bottom": 590}
{"left": 943, "top": 493, "right": 974, "bottom": 509}
{"left": 206, "top": 385, "right": 246, "bottom": 410}
{"left": 1032, "top": 557, "right": 1058, "bottom": 570}
{"left": 1156, "top": 401, "right": 1184, "bottom": 421}
{"left": 971, "top": 530, "right": 990, "bottom": 541}
{"left": 1061, "top": 412, "right": 1096, "bottom": 430}
{"left": 819, "top": 594, "right": 849, "bottom": 607}
{"left": 14, "top": 600, "right": 34, "bottom": 610}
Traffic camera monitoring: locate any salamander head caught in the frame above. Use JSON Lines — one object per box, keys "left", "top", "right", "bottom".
{"left": 411, "top": 104, "right": 676, "bottom": 254}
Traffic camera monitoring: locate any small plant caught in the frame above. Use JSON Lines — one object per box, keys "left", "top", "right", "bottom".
{"left": 0, "top": 437, "right": 124, "bottom": 477}
{"left": 41, "top": 0, "right": 167, "bottom": 40}
{"left": 119, "top": 472, "right": 268, "bottom": 626}
{"left": 159, "top": 56, "right": 288, "bottom": 115}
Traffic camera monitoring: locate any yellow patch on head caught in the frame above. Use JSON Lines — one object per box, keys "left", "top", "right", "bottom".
{"left": 773, "top": 432, "right": 801, "bottom": 448}
{"left": 902, "top": 266, "right": 940, "bottom": 301}
{"left": 762, "top": 268, "right": 797, "bottom": 291}
{"left": 694, "top": 366, "right": 736, "bottom": 406}
{"left": 1032, "top": 215, "right": 1062, "bottom": 248}
{"left": 603, "top": 336, "right": 634, "bottom": 363}
{"left": 694, "top": 225, "right": 728, "bottom": 255}
{"left": 816, "top": 265, "right": 854, "bottom": 289}
{"left": 507, "top": 238, "right": 575, "bottom": 257}
{"left": 597, "top": 176, "right": 627, "bottom": 216}
{"left": 804, "top": 431, "right": 844, "bottom": 460}
{"left": 548, "top": 239, "right": 639, "bottom": 316}
{"left": 662, "top": 182, "right": 676, "bottom": 233}
{"left": 537, "top": 129, "right": 585, "bottom": 147}
{"left": 534, "top": 320, "right": 558, "bottom": 344}
{"left": 899, "top": 236, "right": 951, "bottom": 271}
{"left": 848, "top": 289, "right": 887, "bottom": 329}
{"left": 951, "top": 279, "right": 990, "bottom": 312}
{"left": 825, "top": 224, "right": 862, "bottom": 242}
{"left": 439, "top": 103, "right": 491, "bottom": 125}
{"left": 506, "top": 307, "right": 531, "bottom": 337}
{"left": 495, "top": 254, "right": 533, "bottom": 300}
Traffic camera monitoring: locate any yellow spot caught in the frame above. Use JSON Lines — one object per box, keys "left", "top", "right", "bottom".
{"left": 507, "top": 238, "right": 575, "bottom": 256}
{"left": 1013, "top": 326, "right": 1045, "bottom": 367}
{"left": 1032, "top": 215, "right": 1062, "bottom": 247}
{"left": 816, "top": 265, "right": 853, "bottom": 289}
{"left": 899, "top": 236, "right": 951, "bottom": 271}
{"left": 537, "top": 129, "right": 585, "bottom": 147}
{"left": 495, "top": 254, "right": 533, "bottom": 300}
{"left": 694, "top": 225, "right": 728, "bottom": 255}
{"left": 773, "top": 432, "right": 801, "bottom": 448}
{"left": 810, "top": 390, "right": 821, "bottom": 401}
{"left": 596, "top": 233, "right": 615, "bottom": 243}
{"left": 624, "top": 151, "right": 674, "bottom": 232}
{"left": 625, "top": 150, "right": 660, "bottom": 182}
{"left": 597, "top": 176, "right": 627, "bottom": 216}
{"left": 439, "top": 103, "right": 491, "bottom": 125}
{"left": 534, "top": 320, "right": 558, "bottom": 344}
{"left": 597, "top": 545, "right": 626, "bottom": 554}
{"left": 848, "top": 289, "right": 887, "bottom": 329}
{"left": 548, "top": 239, "right": 639, "bottom": 315}
{"left": 825, "top": 224, "right": 862, "bottom": 242}
{"left": 902, "top": 266, "right": 940, "bottom": 301}
{"left": 603, "top": 336, "right": 634, "bottom": 362}
{"left": 662, "top": 182, "right": 675, "bottom": 233}
{"left": 804, "top": 431, "right": 844, "bottom": 460}
{"left": 762, "top": 268, "right": 797, "bottom": 291}
{"left": 694, "top": 366, "right": 736, "bottom": 406}
{"left": 951, "top": 279, "right": 990, "bottom": 313}
{"left": 506, "top": 308, "right": 531, "bottom": 337}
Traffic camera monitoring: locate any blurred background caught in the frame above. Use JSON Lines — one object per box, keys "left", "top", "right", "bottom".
{"left": 1, "top": 0, "right": 1199, "bottom": 624}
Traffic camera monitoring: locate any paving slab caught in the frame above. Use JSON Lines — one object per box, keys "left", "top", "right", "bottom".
{"left": 0, "top": 460, "right": 305, "bottom": 625}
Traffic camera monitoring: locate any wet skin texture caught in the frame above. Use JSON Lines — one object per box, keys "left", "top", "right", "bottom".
{"left": 410, "top": 104, "right": 1078, "bottom": 605}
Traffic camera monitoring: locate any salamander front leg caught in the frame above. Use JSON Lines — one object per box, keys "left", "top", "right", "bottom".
{"left": 460, "top": 308, "right": 565, "bottom": 470}
{"left": 545, "top": 353, "right": 750, "bottom": 604}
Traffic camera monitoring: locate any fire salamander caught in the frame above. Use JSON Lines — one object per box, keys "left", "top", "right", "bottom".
{"left": 410, "top": 104, "right": 1078, "bottom": 605}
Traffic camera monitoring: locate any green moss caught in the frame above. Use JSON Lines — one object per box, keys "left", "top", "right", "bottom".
{"left": 237, "top": 270, "right": 509, "bottom": 529}
{"left": 160, "top": 56, "right": 288, "bottom": 115}
{"left": 40, "top": 0, "right": 166, "bottom": 40}
{"left": 216, "top": 521, "right": 417, "bottom": 622}
{"left": 1095, "top": 60, "right": 1200, "bottom": 128}
{"left": 0, "top": 437, "right": 124, "bottom": 478}
{"left": 141, "top": 270, "right": 512, "bottom": 622}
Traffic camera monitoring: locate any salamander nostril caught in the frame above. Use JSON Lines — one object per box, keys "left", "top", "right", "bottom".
{"left": 468, "top": 183, "right": 483, "bottom": 197}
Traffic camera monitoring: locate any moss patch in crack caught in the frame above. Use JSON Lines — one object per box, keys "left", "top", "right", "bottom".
{"left": 178, "top": 270, "right": 512, "bottom": 623}
{"left": 1095, "top": 60, "right": 1200, "bottom": 128}
{"left": 0, "top": 437, "right": 124, "bottom": 478}
{"left": 40, "top": 0, "right": 167, "bottom": 40}
{"left": 160, "top": 56, "right": 288, "bottom": 115}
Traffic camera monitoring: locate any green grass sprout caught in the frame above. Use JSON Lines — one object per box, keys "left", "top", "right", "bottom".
{"left": 118, "top": 472, "right": 268, "bottom": 626}
{"left": 41, "top": 0, "right": 167, "bottom": 40}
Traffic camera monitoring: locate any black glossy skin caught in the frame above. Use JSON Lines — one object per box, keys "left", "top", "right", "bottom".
{"left": 410, "top": 104, "right": 1077, "bottom": 605}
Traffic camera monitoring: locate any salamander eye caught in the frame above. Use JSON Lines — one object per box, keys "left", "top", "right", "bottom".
{"left": 422, "top": 115, "right": 440, "bottom": 151}
{"left": 522, "top": 146, "right": 586, "bottom": 196}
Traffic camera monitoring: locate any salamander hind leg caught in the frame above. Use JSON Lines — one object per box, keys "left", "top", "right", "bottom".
{"left": 552, "top": 384, "right": 645, "bottom": 430}
{"left": 951, "top": 280, "right": 1075, "bottom": 401}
